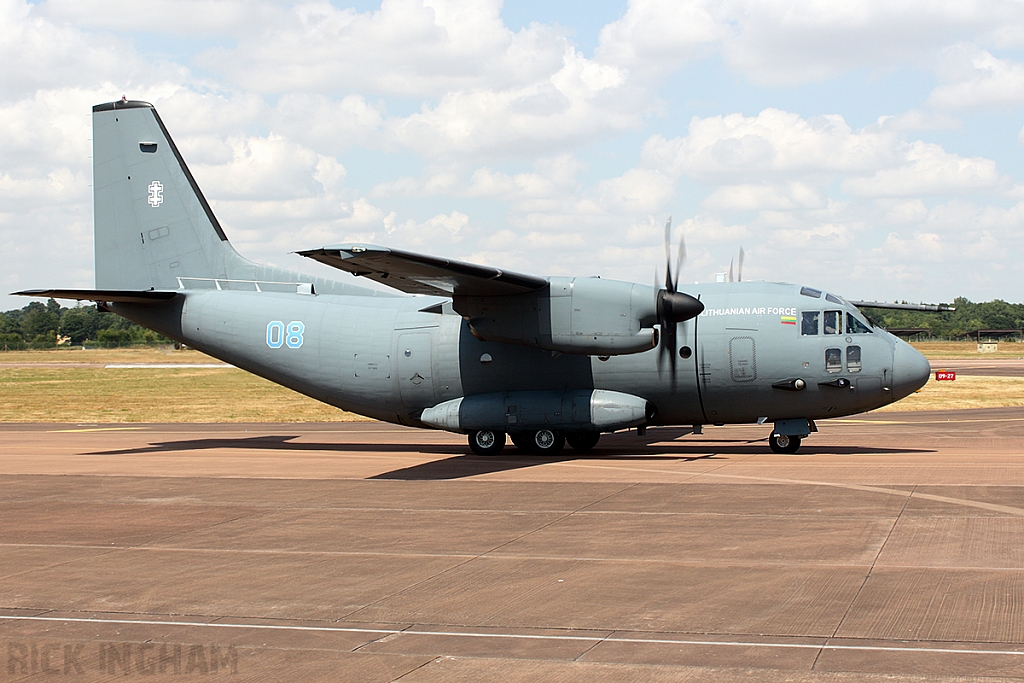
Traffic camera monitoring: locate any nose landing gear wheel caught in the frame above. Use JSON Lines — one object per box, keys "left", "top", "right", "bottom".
{"left": 769, "top": 433, "right": 801, "bottom": 454}
{"left": 566, "top": 432, "right": 600, "bottom": 452}
{"left": 469, "top": 429, "right": 505, "bottom": 456}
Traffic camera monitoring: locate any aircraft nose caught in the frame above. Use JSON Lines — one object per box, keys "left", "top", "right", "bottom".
{"left": 891, "top": 341, "right": 931, "bottom": 401}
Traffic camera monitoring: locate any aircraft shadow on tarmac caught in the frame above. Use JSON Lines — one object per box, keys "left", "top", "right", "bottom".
{"left": 84, "top": 431, "right": 935, "bottom": 480}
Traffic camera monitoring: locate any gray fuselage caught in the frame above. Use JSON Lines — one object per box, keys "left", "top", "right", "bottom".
{"left": 115, "top": 279, "right": 929, "bottom": 429}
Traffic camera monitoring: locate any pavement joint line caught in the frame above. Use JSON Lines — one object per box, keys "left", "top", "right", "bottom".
{"left": 817, "top": 483, "right": 916, "bottom": 669}
{"left": 828, "top": 417, "right": 1024, "bottom": 425}
{"left": 697, "top": 472, "right": 1024, "bottom": 517}
{"left": 3, "top": 615, "right": 1024, "bottom": 657}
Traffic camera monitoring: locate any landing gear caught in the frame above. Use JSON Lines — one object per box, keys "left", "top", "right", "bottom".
{"left": 468, "top": 429, "right": 505, "bottom": 456}
{"left": 532, "top": 429, "right": 565, "bottom": 455}
{"left": 511, "top": 429, "right": 565, "bottom": 455}
{"left": 566, "top": 432, "right": 600, "bottom": 453}
{"left": 769, "top": 433, "right": 801, "bottom": 454}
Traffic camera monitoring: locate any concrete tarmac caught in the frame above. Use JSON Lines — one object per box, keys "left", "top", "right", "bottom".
{"left": 2, "top": 409, "right": 1024, "bottom": 681}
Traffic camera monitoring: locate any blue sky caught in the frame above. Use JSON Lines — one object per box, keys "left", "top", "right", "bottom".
{"left": 2, "top": 0, "right": 1024, "bottom": 312}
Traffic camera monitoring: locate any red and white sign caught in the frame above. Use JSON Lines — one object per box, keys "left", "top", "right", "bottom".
{"left": 936, "top": 371, "right": 956, "bottom": 381}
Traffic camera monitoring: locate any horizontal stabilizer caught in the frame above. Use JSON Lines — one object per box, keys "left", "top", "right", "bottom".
{"left": 298, "top": 244, "right": 547, "bottom": 296}
{"left": 851, "top": 300, "right": 956, "bottom": 313}
{"left": 14, "top": 289, "right": 181, "bottom": 304}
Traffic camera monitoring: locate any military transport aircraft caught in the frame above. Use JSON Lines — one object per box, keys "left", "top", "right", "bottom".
{"left": 17, "top": 99, "right": 935, "bottom": 455}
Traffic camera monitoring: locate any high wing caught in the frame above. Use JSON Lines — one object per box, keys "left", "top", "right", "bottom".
{"left": 14, "top": 289, "right": 182, "bottom": 304}
{"left": 297, "top": 245, "right": 548, "bottom": 297}
{"left": 850, "top": 300, "right": 955, "bottom": 312}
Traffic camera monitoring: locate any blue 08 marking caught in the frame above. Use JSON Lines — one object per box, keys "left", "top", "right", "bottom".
{"left": 286, "top": 321, "right": 304, "bottom": 348}
{"left": 267, "top": 321, "right": 303, "bottom": 349}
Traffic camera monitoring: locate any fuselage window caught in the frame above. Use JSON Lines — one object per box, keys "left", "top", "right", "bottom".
{"left": 847, "top": 345, "right": 862, "bottom": 372}
{"left": 801, "top": 311, "right": 820, "bottom": 335}
{"left": 800, "top": 286, "right": 822, "bottom": 298}
{"left": 825, "top": 293, "right": 844, "bottom": 305}
{"left": 845, "top": 313, "right": 872, "bottom": 334}
{"left": 823, "top": 310, "right": 841, "bottom": 335}
{"left": 825, "top": 347, "right": 842, "bottom": 372}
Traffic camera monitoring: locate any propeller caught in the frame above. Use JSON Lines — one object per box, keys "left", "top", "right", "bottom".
{"left": 727, "top": 247, "right": 745, "bottom": 282}
{"left": 655, "top": 217, "right": 704, "bottom": 389}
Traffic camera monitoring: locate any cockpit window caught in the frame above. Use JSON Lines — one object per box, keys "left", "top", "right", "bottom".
{"left": 801, "top": 311, "right": 819, "bottom": 335}
{"left": 800, "top": 287, "right": 822, "bottom": 298}
{"left": 825, "top": 293, "right": 844, "bottom": 305}
{"left": 823, "top": 310, "right": 841, "bottom": 335}
{"left": 845, "top": 313, "right": 872, "bottom": 334}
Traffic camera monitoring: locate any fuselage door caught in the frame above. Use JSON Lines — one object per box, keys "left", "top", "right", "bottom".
{"left": 397, "top": 333, "right": 435, "bottom": 409}
{"left": 729, "top": 336, "right": 757, "bottom": 382}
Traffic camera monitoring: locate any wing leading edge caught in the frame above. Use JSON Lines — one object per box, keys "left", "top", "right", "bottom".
{"left": 297, "top": 245, "right": 547, "bottom": 297}
{"left": 14, "top": 289, "right": 182, "bottom": 304}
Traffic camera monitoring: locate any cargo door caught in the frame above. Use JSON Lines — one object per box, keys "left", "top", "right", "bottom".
{"left": 397, "top": 333, "right": 435, "bottom": 409}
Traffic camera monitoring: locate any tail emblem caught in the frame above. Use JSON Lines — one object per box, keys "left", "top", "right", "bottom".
{"left": 148, "top": 181, "right": 163, "bottom": 207}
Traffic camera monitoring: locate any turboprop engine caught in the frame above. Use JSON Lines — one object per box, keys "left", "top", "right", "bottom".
{"left": 455, "top": 276, "right": 703, "bottom": 357}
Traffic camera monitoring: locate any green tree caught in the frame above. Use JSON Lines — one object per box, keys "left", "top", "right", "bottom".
{"left": 59, "top": 306, "right": 102, "bottom": 345}
{"left": 20, "top": 301, "right": 60, "bottom": 341}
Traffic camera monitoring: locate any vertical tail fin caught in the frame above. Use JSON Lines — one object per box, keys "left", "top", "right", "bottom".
{"left": 92, "top": 100, "right": 254, "bottom": 290}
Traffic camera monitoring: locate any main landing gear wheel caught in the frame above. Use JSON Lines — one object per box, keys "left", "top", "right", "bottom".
{"left": 531, "top": 428, "right": 565, "bottom": 455}
{"left": 769, "top": 433, "right": 801, "bottom": 454}
{"left": 566, "top": 432, "right": 600, "bottom": 453}
{"left": 469, "top": 429, "right": 505, "bottom": 456}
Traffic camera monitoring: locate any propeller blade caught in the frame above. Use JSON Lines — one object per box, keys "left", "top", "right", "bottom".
{"left": 664, "top": 216, "right": 674, "bottom": 292}
{"left": 737, "top": 247, "right": 744, "bottom": 283}
{"left": 728, "top": 258, "right": 734, "bottom": 283}
{"left": 673, "top": 233, "right": 686, "bottom": 292}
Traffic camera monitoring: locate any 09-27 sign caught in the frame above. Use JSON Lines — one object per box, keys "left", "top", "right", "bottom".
{"left": 936, "top": 371, "right": 956, "bottom": 381}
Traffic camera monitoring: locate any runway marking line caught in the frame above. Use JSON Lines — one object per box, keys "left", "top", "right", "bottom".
{"left": 2, "top": 615, "right": 1023, "bottom": 657}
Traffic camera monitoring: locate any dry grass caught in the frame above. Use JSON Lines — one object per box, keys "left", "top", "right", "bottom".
{"left": 912, "top": 341, "right": 1024, "bottom": 359}
{"left": 0, "top": 365, "right": 368, "bottom": 423}
{"left": 0, "top": 346, "right": 218, "bottom": 364}
{"left": 875, "top": 375, "right": 1024, "bottom": 412}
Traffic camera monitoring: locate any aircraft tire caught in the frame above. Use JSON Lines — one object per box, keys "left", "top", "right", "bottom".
{"left": 769, "top": 433, "right": 801, "bottom": 454}
{"left": 531, "top": 428, "right": 565, "bottom": 455}
{"left": 469, "top": 429, "right": 505, "bottom": 456}
{"left": 566, "top": 432, "right": 600, "bottom": 452}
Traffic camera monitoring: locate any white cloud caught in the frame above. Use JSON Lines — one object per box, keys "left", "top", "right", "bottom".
{"left": 385, "top": 47, "right": 640, "bottom": 158}
{"left": 191, "top": 134, "right": 328, "bottom": 200}
{"left": 595, "top": 0, "right": 726, "bottom": 79}
{"left": 644, "top": 109, "right": 1006, "bottom": 198}
{"left": 702, "top": 182, "right": 825, "bottom": 212}
{"left": 842, "top": 141, "right": 1002, "bottom": 197}
{"left": 642, "top": 109, "right": 900, "bottom": 181}
{"left": 928, "top": 45, "right": 1024, "bottom": 108}
{"left": 197, "top": 0, "right": 565, "bottom": 97}
{"left": 36, "top": 0, "right": 279, "bottom": 35}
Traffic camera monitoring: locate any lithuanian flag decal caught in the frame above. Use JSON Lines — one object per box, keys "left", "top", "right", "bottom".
{"left": 780, "top": 315, "right": 797, "bottom": 325}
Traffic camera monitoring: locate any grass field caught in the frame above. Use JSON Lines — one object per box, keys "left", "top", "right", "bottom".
{"left": 1, "top": 346, "right": 1022, "bottom": 422}
{"left": 0, "top": 347, "right": 365, "bottom": 423}
{"left": 911, "top": 341, "right": 1024, "bottom": 359}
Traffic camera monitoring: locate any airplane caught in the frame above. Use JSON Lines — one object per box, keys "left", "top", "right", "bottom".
{"left": 16, "top": 99, "right": 936, "bottom": 456}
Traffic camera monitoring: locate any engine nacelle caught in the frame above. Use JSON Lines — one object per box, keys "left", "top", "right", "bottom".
{"left": 420, "top": 389, "right": 655, "bottom": 433}
{"left": 455, "top": 277, "right": 659, "bottom": 356}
